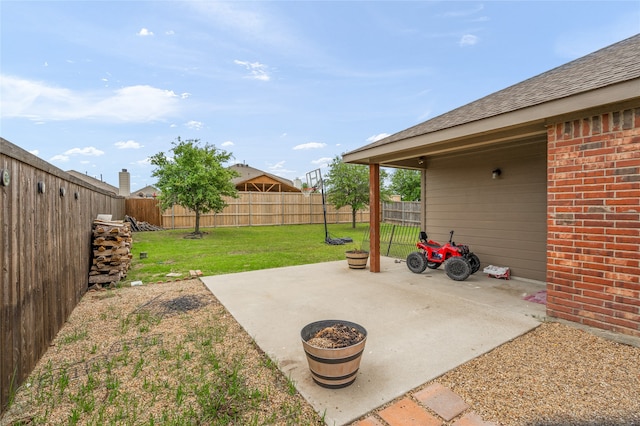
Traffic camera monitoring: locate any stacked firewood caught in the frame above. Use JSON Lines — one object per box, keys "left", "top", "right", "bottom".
{"left": 125, "top": 215, "right": 163, "bottom": 231}
{"left": 88, "top": 219, "right": 133, "bottom": 287}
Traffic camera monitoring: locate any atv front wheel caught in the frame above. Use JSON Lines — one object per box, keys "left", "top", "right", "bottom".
{"left": 406, "top": 252, "right": 428, "bottom": 273}
{"left": 467, "top": 253, "right": 481, "bottom": 274}
{"left": 444, "top": 256, "right": 471, "bottom": 281}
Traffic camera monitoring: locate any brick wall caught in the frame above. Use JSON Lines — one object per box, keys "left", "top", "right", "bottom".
{"left": 547, "top": 107, "right": 640, "bottom": 338}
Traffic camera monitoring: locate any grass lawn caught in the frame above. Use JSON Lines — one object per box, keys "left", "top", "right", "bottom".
{"left": 126, "top": 223, "right": 370, "bottom": 284}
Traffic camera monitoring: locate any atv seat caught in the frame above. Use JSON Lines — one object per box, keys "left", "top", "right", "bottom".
{"left": 419, "top": 232, "right": 441, "bottom": 249}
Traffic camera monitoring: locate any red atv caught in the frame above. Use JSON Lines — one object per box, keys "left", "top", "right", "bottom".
{"left": 407, "top": 230, "right": 480, "bottom": 281}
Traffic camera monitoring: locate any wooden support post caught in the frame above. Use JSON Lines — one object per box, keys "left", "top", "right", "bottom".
{"left": 369, "top": 164, "right": 380, "bottom": 272}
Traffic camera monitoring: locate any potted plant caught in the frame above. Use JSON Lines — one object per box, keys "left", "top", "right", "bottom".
{"left": 300, "top": 320, "right": 367, "bottom": 388}
{"left": 345, "top": 247, "right": 369, "bottom": 269}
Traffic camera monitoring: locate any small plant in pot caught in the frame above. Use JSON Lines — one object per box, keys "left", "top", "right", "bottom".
{"left": 345, "top": 245, "right": 369, "bottom": 269}
{"left": 301, "top": 320, "right": 367, "bottom": 388}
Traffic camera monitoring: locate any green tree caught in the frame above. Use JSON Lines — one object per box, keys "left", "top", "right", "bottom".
{"left": 389, "top": 169, "right": 421, "bottom": 201}
{"left": 324, "top": 156, "right": 389, "bottom": 228}
{"left": 150, "top": 138, "right": 239, "bottom": 235}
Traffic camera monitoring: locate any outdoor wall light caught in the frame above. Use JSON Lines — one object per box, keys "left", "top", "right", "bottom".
{"left": 492, "top": 168, "right": 502, "bottom": 179}
{"left": 0, "top": 169, "right": 10, "bottom": 186}
{"left": 74, "top": 191, "right": 80, "bottom": 200}
{"left": 37, "top": 181, "right": 46, "bottom": 193}
{"left": 60, "top": 187, "right": 66, "bottom": 197}
{"left": 418, "top": 156, "right": 425, "bottom": 165}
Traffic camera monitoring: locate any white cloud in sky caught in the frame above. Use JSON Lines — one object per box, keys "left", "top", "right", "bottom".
{"left": 166, "top": 30, "right": 175, "bottom": 35}
{"left": 234, "top": 60, "right": 271, "bottom": 81}
{"left": 185, "top": 120, "right": 203, "bottom": 130}
{"left": 115, "top": 140, "right": 143, "bottom": 149}
{"left": 135, "top": 158, "right": 151, "bottom": 166}
{"left": 137, "top": 28, "right": 154, "bottom": 36}
{"left": 64, "top": 147, "right": 105, "bottom": 156}
{"left": 367, "top": 133, "right": 390, "bottom": 143}
{"left": 50, "top": 154, "right": 69, "bottom": 162}
{"left": 29, "top": 149, "right": 39, "bottom": 156}
{"left": 441, "top": 4, "right": 484, "bottom": 18}
{"left": 0, "top": 75, "right": 182, "bottom": 122}
{"left": 293, "top": 142, "right": 326, "bottom": 150}
{"left": 459, "top": 34, "right": 479, "bottom": 47}
{"left": 312, "top": 157, "right": 332, "bottom": 166}
{"left": 221, "top": 141, "right": 234, "bottom": 147}
{"left": 268, "top": 161, "right": 296, "bottom": 175}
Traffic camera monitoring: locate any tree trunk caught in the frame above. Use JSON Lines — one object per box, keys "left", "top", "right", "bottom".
{"left": 195, "top": 210, "right": 201, "bottom": 234}
{"left": 351, "top": 208, "right": 357, "bottom": 228}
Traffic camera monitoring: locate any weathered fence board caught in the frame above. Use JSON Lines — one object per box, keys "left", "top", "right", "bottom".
{"left": 125, "top": 195, "right": 421, "bottom": 229}
{"left": 0, "top": 138, "right": 125, "bottom": 413}
{"left": 126, "top": 192, "right": 370, "bottom": 229}
{"left": 381, "top": 201, "right": 421, "bottom": 226}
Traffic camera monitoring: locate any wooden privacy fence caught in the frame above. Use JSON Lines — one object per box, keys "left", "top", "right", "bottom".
{"left": 126, "top": 192, "right": 370, "bottom": 229}
{"left": 382, "top": 201, "right": 421, "bottom": 226}
{"left": 0, "top": 138, "right": 125, "bottom": 413}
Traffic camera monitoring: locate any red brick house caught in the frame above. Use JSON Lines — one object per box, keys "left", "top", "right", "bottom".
{"left": 343, "top": 34, "right": 640, "bottom": 338}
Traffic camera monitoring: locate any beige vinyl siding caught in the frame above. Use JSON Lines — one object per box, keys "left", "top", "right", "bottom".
{"left": 424, "top": 139, "right": 547, "bottom": 281}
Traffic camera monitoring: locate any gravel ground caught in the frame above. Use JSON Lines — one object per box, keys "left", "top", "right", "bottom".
{"left": 361, "top": 321, "right": 640, "bottom": 426}
{"left": 2, "top": 279, "right": 639, "bottom": 426}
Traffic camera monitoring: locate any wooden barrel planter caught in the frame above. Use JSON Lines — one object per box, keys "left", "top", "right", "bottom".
{"left": 301, "top": 320, "right": 367, "bottom": 388}
{"left": 345, "top": 250, "right": 369, "bottom": 269}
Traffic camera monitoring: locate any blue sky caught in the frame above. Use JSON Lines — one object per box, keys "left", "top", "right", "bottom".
{"left": 1, "top": 1, "right": 639, "bottom": 191}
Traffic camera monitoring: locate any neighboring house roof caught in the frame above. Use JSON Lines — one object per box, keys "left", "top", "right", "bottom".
{"left": 230, "top": 163, "right": 301, "bottom": 192}
{"left": 66, "top": 170, "right": 118, "bottom": 194}
{"left": 344, "top": 34, "right": 640, "bottom": 166}
{"left": 131, "top": 185, "right": 160, "bottom": 197}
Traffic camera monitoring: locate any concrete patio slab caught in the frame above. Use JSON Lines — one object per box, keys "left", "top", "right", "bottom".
{"left": 201, "top": 257, "right": 546, "bottom": 426}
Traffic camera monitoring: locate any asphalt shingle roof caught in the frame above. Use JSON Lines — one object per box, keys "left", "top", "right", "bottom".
{"left": 351, "top": 33, "right": 640, "bottom": 152}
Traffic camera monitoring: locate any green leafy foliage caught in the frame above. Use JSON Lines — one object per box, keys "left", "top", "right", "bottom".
{"left": 389, "top": 168, "right": 421, "bottom": 201}
{"left": 324, "top": 156, "right": 389, "bottom": 228}
{"left": 150, "top": 138, "right": 239, "bottom": 234}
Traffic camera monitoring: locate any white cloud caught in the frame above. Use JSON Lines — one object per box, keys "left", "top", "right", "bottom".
{"left": 29, "top": 149, "right": 39, "bottom": 156}
{"left": 234, "top": 60, "right": 271, "bottom": 81}
{"left": 312, "top": 157, "right": 332, "bottom": 166}
{"left": 185, "top": 120, "right": 203, "bottom": 130}
{"left": 367, "top": 133, "right": 390, "bottom": 143}
{"left": 0, "top": 75, "right": 182, "bottom": 122}
{"left": 267, "top": 161, "right": 296, "bottom": 175}
{"left": 115, "top": 140, "right": 143, "bottom": 149}
{"left": 181, "top": 92, "right": 191, "bottom": 99}
{"left": 459, "top": 34, "right": 479, "bottom": 47}
{"left": 221, "top": 141, "right": 234, "bottom": 147}
{"left": 441, "top": 4, "right": 484, "bottom": 18}
{"left": 293, "top": 142, "right": 326, "bottom": 150}
{"left": 64, "top": 147, "right": 105, "bottom": 156}
{"left": 49, "top": 154, "right": 69, "bottom": 162}
{"left": 165, "top": 30, "right": 175, "bottom": 35}
{"left": 137, "top": 28, "right": 154, "bottom": 36}
{"left": 135, "top": 158, "right": 151, "bottom": 166}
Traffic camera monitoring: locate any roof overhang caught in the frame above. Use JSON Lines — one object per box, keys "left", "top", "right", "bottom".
{"left": 343, "top": 79, "right": 640, "bottom": 169}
